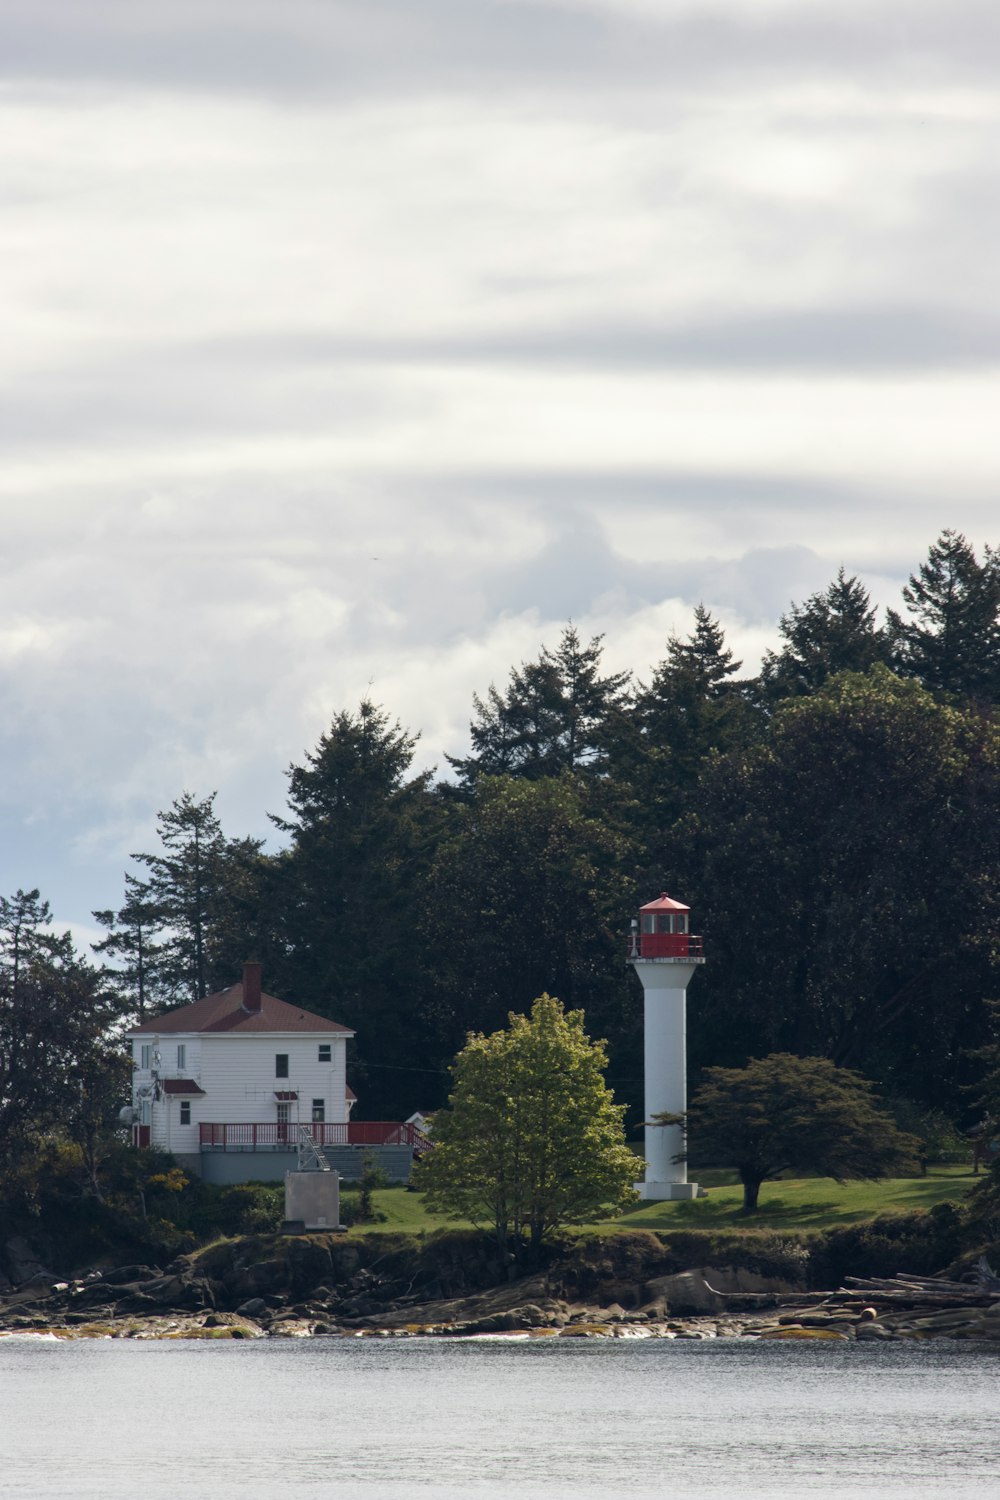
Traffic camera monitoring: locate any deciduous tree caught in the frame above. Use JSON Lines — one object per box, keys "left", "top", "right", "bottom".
{"left": 673, "top": 667, "right": 1000, "bottom": 1106}
{"left": 416, "top": 994, "right": 637, "bottom": 1253}
{"left": 421, "top": 775, "right": 635, "bottom": 1066}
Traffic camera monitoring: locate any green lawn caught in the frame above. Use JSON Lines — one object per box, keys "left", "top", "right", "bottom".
{"left": 605, "top": 1163, "right": 977, "bottom": 1232}
{"left": 355, "top": 1165, "right": 978, "bottom": 1238}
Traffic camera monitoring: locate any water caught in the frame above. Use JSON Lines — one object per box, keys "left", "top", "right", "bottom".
{"left": 1, "top": 1335, "right": 998, "bottom": 1499}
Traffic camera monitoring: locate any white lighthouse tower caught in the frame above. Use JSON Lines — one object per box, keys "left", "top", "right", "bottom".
{"left": 629, "top": 892, "right": 705, "bottom": 1201}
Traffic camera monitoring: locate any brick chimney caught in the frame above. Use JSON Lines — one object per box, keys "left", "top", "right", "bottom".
{"left": 242, "top": 961, "right": 262, "bottom": 1015}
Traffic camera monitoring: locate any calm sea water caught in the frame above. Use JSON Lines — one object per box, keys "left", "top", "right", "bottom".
{"left": 1, "top": 1334, "right": 998, "bottom": 1499}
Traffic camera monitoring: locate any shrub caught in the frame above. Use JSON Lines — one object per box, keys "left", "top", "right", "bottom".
{"left": 810, "top": 1202, "right": 966, "bottom": 1286}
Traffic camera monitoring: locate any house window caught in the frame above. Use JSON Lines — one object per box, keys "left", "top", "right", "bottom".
{"left": 275, "top": 1054, "right": 289, "bottom": 1078}
{"left": 140, "top": 1044, "right": 151, "bottom": 1069}
{"left": 140, "top": 1098, "right": 152, "bottom": 1125}
{"left": 179, "top": 1101, "right": 191, "bottom": 1126}
{"left": 176, "top": 1044, "right": 186, "bottom": 1071}
{"left": 312, "top": 1099, "right": 325, "bottom": 1123}
{"left": 318, "top": 1044, "right": 332, "bottom": 1062}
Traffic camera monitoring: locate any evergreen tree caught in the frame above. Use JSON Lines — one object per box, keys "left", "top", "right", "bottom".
{"left": 0, "top": 898, "right": 123, "bottom": 1161}
{"left": 673, "top": 1053, "right": 920, "bottom": 1213}
{"left": 612, "top": 607, "right": 755, "bottom": 874}
{"left": 638, "top": 605, "right": 747, "bottom": 775}
{"left": 92, "top": 873, "right": 165, "bottom": 1022}
{"left": 0, "top": 888, "right": 68, "bottom": 1000}
{"left": 761, "top": 569, "right": 888, "bottom": 698}
{"left": 422, "top": 774, "right": 638, "bottom": 1098}
{"left": 132, "top": 792, "right": 260, "bottom": 1003}
{"left": 886, "top": 531, "right": 1000, "bottom": 699}
{"left": 271, "top": 700, "right": 441, "bottom": 1114}
{"left": 448, "top": 625, "right": 631, "bottom": 784}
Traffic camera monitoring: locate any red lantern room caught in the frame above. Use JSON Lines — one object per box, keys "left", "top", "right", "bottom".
{"left": 629, "top": 893, "right": 704, "bottom": 960}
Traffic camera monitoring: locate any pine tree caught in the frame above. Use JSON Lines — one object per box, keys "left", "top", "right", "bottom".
{"left": 92, "top": 873, "right": 165, "bottom": 1022}
{"left": 448, "top": 625, "right": 631, "bottom": 785}
{"left": 133, "top": 792, "right": 260, "bottom": 1002}
{"left": 762, "top": 569, "right": 888, "bottom": 698}
{"left": 271, "top": 700, "right": 440, "bottom": 1114}
{"left": 625, "top": 606, "right": 754, "bottom": 842}
{"left": 0, "top": 888, "right": 68, "bottom": 1001}
{"left": 886, "top": 531, "right": 1000, "bottom": 700}
{"left": 0, "top": 896, "right": 122, "bottom": 1160}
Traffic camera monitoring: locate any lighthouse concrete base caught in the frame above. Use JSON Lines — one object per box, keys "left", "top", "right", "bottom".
{"left": 634, "top": 1180, "right": 700, "bottom": 1201}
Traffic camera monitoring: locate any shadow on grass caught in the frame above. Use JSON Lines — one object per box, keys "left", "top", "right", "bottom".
{"left": 623, "top": 1196, "right": 846, "bottom": 1227}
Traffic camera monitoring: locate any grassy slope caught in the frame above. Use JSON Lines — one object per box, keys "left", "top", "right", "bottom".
{"left": 610, "top": 1165, "right": 977, "bottom": 1232}
{"left": 358, "top": 1165, "right": 977, "bottom": 1239}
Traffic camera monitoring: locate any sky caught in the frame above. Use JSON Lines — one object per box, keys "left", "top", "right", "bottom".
{"left": 1, "top": 0, "right": 998, "bottom": 946}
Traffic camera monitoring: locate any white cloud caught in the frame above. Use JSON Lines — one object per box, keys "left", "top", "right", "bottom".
{"left": 0, "top": 0, "right": 997, "bottom": 928}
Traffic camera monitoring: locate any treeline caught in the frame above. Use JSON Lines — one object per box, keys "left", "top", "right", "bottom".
{"left": 6, "top": 528, "right": 1000, "bottom": 1151}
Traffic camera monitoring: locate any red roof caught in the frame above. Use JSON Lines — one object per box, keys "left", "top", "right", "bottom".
{"left": 129, "top": 979, "right": 354, "bottom": 1037}
{"left": 162, "top": 1079, "right": 205, "bottom": 1096}
{"left": 638, "top": 892, "right": 690, "bottom": 914}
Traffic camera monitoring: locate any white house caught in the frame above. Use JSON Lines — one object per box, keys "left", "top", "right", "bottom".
{"left": 127, "top": 961, "right": 418, "bottom": 1184}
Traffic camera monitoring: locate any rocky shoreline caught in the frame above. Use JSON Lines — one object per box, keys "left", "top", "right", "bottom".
{"left": 4, "top": 1239, "right": 1000, "bottom": 1346}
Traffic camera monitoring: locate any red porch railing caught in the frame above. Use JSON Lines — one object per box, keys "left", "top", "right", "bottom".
{"left": 199, "top": 1121, "right": 424, "bottom": 1150}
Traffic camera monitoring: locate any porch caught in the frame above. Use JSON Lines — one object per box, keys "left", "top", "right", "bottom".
{"left": 198, "top": 1121, "right": 424, "bottom": 1151}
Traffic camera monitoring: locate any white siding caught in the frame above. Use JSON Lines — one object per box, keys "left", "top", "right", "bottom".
{"left": 130, "top": 1030, "right": 350, "bottom": 1154}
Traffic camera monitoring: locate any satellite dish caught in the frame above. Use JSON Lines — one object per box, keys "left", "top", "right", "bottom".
{"left": 118, "top": 1105, "right": 138, "bottom": 1125}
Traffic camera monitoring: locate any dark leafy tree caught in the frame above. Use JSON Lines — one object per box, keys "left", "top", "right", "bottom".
{"left": 422, "top": 775, "right": 637, "bottom": 1091}
{"left": 670, "top": 1053, "right": 921, "bottom": 1213}
{"left": 761, "top": 569, "right": 888, "bottom": 698}
{"left": 64, "top": 1031, "right": 132, "bottom": 1201}
{"left": 448, "top": 625, "right": 631, "bottom": 784}
{"left": 673, "top": 667, "right": 1000, "bottom": 1107}
{"left": 886, "top": 531, "right": 1000, "bottom": 699}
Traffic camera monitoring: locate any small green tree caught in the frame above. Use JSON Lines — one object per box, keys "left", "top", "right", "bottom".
{"left": 416, "top": 994, "right": 637, "bottom": 1255}
{"left": 670, "top": 1053, "right": 921, "bottom": 1214}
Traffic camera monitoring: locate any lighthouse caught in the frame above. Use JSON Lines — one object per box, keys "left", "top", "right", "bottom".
{"left": 628, "top": 893, "right": 705, "bottom": 1201}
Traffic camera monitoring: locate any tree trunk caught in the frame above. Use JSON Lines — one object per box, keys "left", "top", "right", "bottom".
{"left": 741, "top": 1175, "right": 763, "bottom": 1214}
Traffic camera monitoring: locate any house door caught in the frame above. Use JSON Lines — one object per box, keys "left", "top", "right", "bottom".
{"left": 276, "top": 1101, "right": 290, "bottom": 1144}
